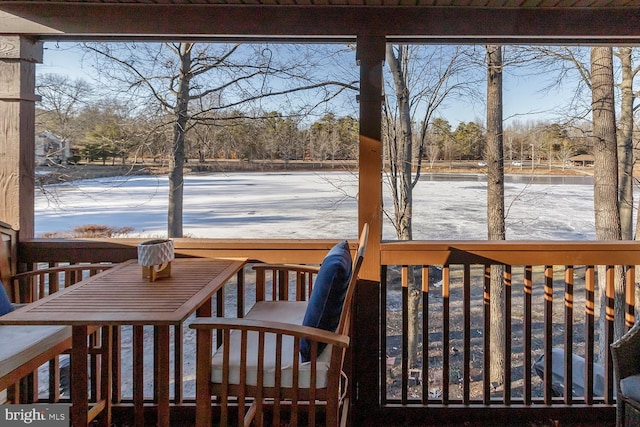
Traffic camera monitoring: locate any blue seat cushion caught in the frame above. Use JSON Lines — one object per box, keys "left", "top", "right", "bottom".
{"left": 621, "top": 375, "right": 640, "bottom": 401}
{"left": 0, "top": 280, "right": 14, "bottom": 317}
{"left": 300, "top": 241, "right": 352, "bottom": 362}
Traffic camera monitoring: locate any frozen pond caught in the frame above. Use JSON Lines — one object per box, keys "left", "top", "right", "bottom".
{"left": 35, "top": 171, "right": 598, "bottom": 240}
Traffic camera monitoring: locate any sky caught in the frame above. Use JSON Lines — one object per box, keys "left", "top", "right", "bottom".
{"left": 35, "top": 171, "right": 598, "bottom": 241}
{"left": 37, "top": 42, "right": 577, "bottom": 128}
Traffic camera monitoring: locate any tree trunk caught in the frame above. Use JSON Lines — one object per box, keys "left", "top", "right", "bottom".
{"left": 386, "top": 45, "right": 414, "bottom": 242}
{"left": 591, "top": 47, "right": 625, "bottom": 360}
{"left": 385, "top": 44, "right": 420, "bottom": 367}
{"left": 486, "top": 45, "right": 506, "bottom": 385}
{"left": 616, "top": 47, "right": 634, "bottom": 241}
{"left": 168, "top": 43, "right": 192, "bottom": 238}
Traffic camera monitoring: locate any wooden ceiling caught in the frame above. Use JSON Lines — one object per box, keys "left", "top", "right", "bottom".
{"left": 1, "top": 0, "right": 640, "bottom": 43}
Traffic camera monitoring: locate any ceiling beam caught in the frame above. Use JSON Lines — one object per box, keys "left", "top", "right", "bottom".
{"left": 1, "top": 4, "right": 640, "bottom": 43}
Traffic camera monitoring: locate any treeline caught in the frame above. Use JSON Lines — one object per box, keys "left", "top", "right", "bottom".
{"left": 36, "top": 97, "right": 592, "bottom": 168}
{"left": 422, "top": 119, "right": 592, "bottom": 167}
{"left": 36, "top": 102, "right": 360, "bottom": 166}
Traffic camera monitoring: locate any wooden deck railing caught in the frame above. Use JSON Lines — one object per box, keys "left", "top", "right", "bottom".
{"left": 371, "top": 240, "right": 636, "bottom": 425}
{"left": 11, "top": 237, "right": 635, "bottom": 425}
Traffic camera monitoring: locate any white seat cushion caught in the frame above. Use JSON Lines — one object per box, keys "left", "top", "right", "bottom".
{"left": 0, "top": 325, "right": 71, "bottom": 380}
{"left": 211, "top": 301, "right": 333, "bottom": 388}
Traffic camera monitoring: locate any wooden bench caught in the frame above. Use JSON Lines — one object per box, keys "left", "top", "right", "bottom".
{"left": 0, "top": 227, "right": 113, "bottom": 403}
{"left": 191, "top": 224, "right": 368, "bottom": 427}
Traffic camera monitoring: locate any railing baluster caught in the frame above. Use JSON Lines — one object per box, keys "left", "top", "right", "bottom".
{"left": 584, "top": 265, "right": 595, "bottom": 405}
{"left": 564, "top": 265, "right": 574, "bottom": 405}
{"left": 524, "top": 265, "right": 533, "bottom": 405}
{"left": 296, "top": 271, "right": 304, "bottom": 301}
{"left": 421, "top": 265, "right": 429, "bottom": 405}
{"left": 544, "top": 265, "right": 553, "bottom": 405}
{"left": 625, "top": 265, "right": 635, "bottom": 329}
{"left": 49, "top": 269, "right": 58, "bottom": 295}
{"left": 64, "top": 268, "right": 71, "bottom": 289}
{"left": 237, "top": 270, "right": 245, "bottom": 317}
{"left": 504, "top": 265, "right": 512, "bottom": 405}
{"left": 442, "top": 265, "right": 450, "bottom": 405}
{"left": 463, "top": 263, "right": 471, "bottom": 404}
{"left": 401, "top": 265, "right": 408, "bottom": 404}
{"left": 255, "top": 267, "right": 265, "bottom": 303}
{"left": 270, "top": 269, "right": 277, "bottom": 301}
{"left": 39, "top": 271, "right": 45, "bottom": 298}
{"left": 604, "top": 265, "right": 615, "bottom": 405}
{"left": 278, "top": 268, "right": 287, "bottom": 300}
{"left": 381, "top": 265, "right": 388, "bottom": 404}
{"left": 483, "top": 264, "right": 491, "bottom": 405}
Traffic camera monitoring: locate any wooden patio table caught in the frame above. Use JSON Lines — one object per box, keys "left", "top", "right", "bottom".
{"left": 0, "top": 257, "right": 247, "bottom": 427}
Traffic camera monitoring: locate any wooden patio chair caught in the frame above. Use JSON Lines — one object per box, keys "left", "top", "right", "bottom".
{"left": 0, "top": 232, "right": 113, "bottom": 403}
{"left": 191, "top": 224, "right": 369, "bottom": 427}
{"left": 611, "top": 321, "right": 640, "bottom": 426}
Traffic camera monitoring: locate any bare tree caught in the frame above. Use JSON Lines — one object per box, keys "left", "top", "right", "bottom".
{"left": 36, "top": 73, "right": 93, "bottom": 161}
{"left": 485, "top": 45, "right": 506, "bottom": 385}
{"left": 614, "top": 47, "right": 638, "bottom": 240}
{"left": 426, "top": 118, "right": 451, "bottom": 167}
{"left": 531, "top": 46, "right": 628, "bottom": 352}
{"left": 383, "top": 44, "right": 475, "bottom": 367}
{"left": 83, "top": 42, "right": 357, "bottom": 237}
{"left": 591, "top": 47, "right": 625, "bottom": 356}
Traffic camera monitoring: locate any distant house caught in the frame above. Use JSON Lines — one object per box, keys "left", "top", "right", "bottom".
{"left": 568, "top": 154, "right": 595, "bottom": 167}
{"left": 35, "top": 131, "right": 72, "bottom": 166}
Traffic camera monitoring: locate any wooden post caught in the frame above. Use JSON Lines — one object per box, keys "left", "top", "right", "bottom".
{"left": 357, "top": 34, "right": 384, "bottom": 283}
{"left": 353, "top": 35, "right": 385, "bottom": 426}
{"left": 0, "top": 36, "right": 41, "bottom": 240}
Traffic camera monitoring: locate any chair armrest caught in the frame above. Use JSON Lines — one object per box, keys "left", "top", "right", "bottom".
{"left": 252, "top": 263, "right": 321, "bottom": 275}
{"left": 189, "top": 317, "right": 349, "bottom": 348}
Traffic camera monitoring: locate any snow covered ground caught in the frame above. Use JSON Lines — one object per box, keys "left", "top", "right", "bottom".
{"left": 35, "top": 171, "right": 598, "bottom": 241}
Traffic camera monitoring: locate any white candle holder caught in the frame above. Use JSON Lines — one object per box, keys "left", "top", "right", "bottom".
{"left": 137, "top": 239, "right": 174, "bottom": 282}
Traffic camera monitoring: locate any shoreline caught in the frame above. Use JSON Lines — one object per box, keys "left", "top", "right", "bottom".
{"left": 36, "top": 160, "right": 594, "bottom": 185}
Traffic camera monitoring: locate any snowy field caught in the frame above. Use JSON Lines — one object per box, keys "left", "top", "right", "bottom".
{"left": 35, "top": 171, "right": 598, "bottom": 241}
